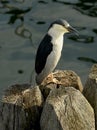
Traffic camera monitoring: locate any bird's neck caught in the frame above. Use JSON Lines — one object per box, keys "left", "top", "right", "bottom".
{"left": 48, "top": 27, "right": 64, "bottom": 38}
{"left": 48, "top": 28, "right": 64, "bottom": 45}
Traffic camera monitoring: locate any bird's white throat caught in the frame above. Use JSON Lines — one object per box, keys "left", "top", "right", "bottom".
{"left": 48, "top": 24, "right": 69, "bottom": 40}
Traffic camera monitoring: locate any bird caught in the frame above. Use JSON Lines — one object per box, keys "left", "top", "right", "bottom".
{"left": 35, "top": 19, "right": 78, "bottom": 85}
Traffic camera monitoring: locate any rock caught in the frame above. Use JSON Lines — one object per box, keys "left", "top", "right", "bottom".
{"left": 0, "top": 68, "right": 96, "bottom": 130}
{"left": 83, "top": 64, "right": 97, "bottom": 129}
{"left": 0, "top": 84, "right": 43, "bottom": 130}
{"left": 39, "top": 70, "right": 83, "bottom": 98}
{"left": 40, "top": 87, "right": 95, "bottom": 130}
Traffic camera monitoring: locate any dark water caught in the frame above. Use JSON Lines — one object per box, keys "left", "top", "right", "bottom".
{"left": 0, "top": 0, "right": 97, "bottom": 95}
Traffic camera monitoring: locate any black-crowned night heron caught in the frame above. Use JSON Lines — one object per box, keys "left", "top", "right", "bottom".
{"left": 35, "top": 19, "right": 78, "bottom": 85}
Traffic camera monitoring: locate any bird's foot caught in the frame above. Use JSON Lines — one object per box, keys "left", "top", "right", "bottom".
{"left": 42, "top": 73, "right": 62, "bottom": 85}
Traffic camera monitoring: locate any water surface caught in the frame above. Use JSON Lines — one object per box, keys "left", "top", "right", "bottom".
{"left": 0, "top": 0, "right": 97, "bottom": 95}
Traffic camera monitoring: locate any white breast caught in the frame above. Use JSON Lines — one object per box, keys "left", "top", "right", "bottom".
{"left": 36, "top": 35, "right": 63, "bottom": 83}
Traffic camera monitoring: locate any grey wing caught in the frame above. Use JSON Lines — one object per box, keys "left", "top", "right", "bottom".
{"left": 35, "top": 34, "right": 53, "bottom": 74}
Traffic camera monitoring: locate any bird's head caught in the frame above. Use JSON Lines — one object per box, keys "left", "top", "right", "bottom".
{"left": 48, "top": 19, "right": 78, "bottom": 36}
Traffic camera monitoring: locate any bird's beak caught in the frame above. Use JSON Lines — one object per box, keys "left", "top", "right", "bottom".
{"left": 67, "top": 26, "right": 79, "bottom": 36}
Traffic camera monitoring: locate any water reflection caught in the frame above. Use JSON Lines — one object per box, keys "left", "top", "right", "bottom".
{"left": 0, "top": 0, "right": 32, "bottom": 24}
{"left": 1, "top": 0, "right": 9, "bottom": 4}
{"left": 51, "top": 0, "right": 73, "bottom": 5}
{"left": 1, "top": 0, "right": 25, "bottom": 3}
{"left": 0, "top": 0, "right": 97, "bottom": 91}
{"left": 15, "top": 23, "right": 32, "bottom": 39}
{"left": 0, "top": 0, "right": 34, "bottom": 43}
{"left": 5, "top": 7, "right": 31, "bottom": 24}
{"left": 79, "top": 0, "right": 97, "bottom": 3}
{"left": 36, "top": 21, "right": 46, "bottom": 25}
{"left": 38, "top": 1, "right": 48, "bottom": 4}
{"left": 49, "top": 0, "right": 97, "bottom": 17}
{"left": 18, "top": 69, "right": 24, "bottom": 74}
{"left": 75, "top": 0, "right": 97, "bottom": 17}
{"left": 14, "top": 0, "right": 25, "bottom": 3}
{"left": 14, "top": 22, "right": 36, "bottom": 55}
{"left": 78, "top": 57, "right": 97, "bottom": 63}
{"left": 69, "top": 34, "right": 94, "bottom": 43}
{"left": 93, "top": 29, "right": 97, "bottom": 34}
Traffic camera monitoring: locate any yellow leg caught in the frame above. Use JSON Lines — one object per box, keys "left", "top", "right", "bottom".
{"left": 42, "top": 73, "right": 61, "bottom": 85}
